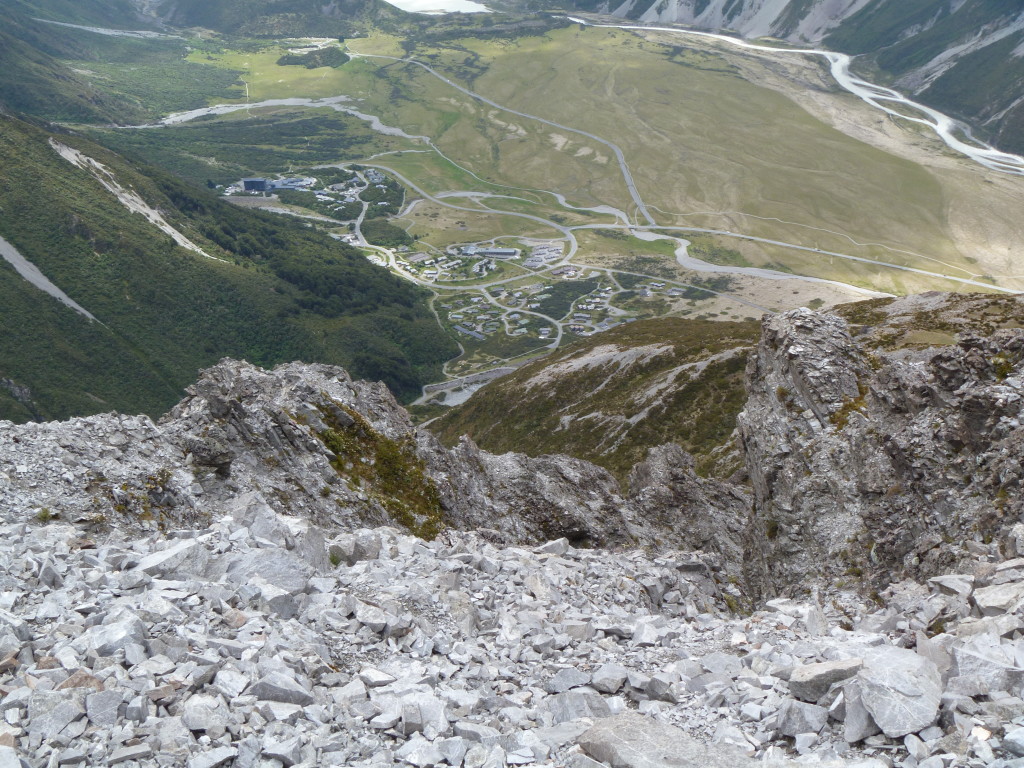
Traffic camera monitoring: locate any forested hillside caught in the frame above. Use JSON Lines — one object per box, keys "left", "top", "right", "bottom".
{"left": 153, "top": 0, "right": 407, "bottom": 37}
{"left": 0, "top": 115, "right": 456, "bottom": 421}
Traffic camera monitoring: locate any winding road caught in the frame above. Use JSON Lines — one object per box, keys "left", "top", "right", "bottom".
{"left": 351, "top": 53, "right": 657, "bottom": 225}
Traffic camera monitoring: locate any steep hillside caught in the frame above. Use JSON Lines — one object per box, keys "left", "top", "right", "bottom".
{"left": 0, "top": 114, "right": 456, "bottom": 421}
{"left": 431, "top": 318, "right": 759, "bottom": 481}
{"left": 0, "top": 1, "right": 245, "bottom": 125}
{"left": 0, "top": 7, "right": 140, "bottom": 124}
{"left": 151, "top": 0, "right": 408, "bottom": 36}
{"left": 557, "top": 0, "right": 1024, "bottom": 155}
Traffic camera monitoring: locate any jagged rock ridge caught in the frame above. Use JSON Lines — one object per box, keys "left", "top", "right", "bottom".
{"left": 0, "top": 359, "right": 743, "bottom": 559}
{"left": 740, "top": 293, "right": 1024, "bottom": 600}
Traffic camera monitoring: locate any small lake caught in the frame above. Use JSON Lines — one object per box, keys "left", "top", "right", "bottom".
{"left": 379, "top": 0, "right": 490, "bottom": 13}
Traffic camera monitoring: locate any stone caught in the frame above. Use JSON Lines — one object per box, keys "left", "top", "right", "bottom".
{"left": 776, "top": 699, "right": 828, "bottom": 737}
{"left": 1004, "top": 726, "right": 1024, "bottom": 757}
{"left": 580, "top": 712, "right": 765, "bottom": 767}
{"left": 928, "top": 574, "right": 974, "bottom": 597}
{"left": 226, "top": 549, "right": 311, "bottom": 596}
{"left": 73, "top": 612, "right": 146, "bottom": 657}
{"left": 358, "top": 668, "right": 396, "bottom": 688}
{"left": 153, "top": 717, "right": 193, "bottom": 754}
{"left": 26, "top": 690, "right": 85, "bottom": 739}
{"left": 135, "top": 539, "right": 209, "bottom": 578}
{"left": 436, "top": 737, "right": 469, "bottom": 766}
{"left": 454, "top": 722, "right": 501, "bottom": 744}
{"left": 0, "top": 747, "right": 19, "bottom": 768}
{"left": 857, "top": 648, "right": 941, "bottom": 738}
{"left": 181, "top": 694, "right": 231, "bottom": 732}
{"left": 545, "top": 692, "right": 612, "bottom": 724}
{"left": 85, "top": 690, "right": 122, "bottom": 727}
{"left": 592, "top": 664, "right": 629, "bottom": 694}
{"left": 250, "top": 672, "right": 315, "bottom": 705}
{"left": 213, "top": 668, "right": 250, "bottom": 699}
{"left": 535, "top": 538, "right": 570, "bottom": 556}
{"left": 55, "top": 670, "right": 104, "bottom": 693}
{"left": 396, "top": 735, "right": 445, "bottom": 767}
{"left": 544, "top": 667, "right": 591, "bottom": 694}
{"left": 57, "top": 748, "right": 87, "bottom": 765}
{"left": 262, "top": 735, "right": 302, "bottom": 767}
{"left": 108, "top": 744, "right": 154, "bottom": 764}
{"left": 973, "top": 581, "right": 1024, "bottom": 615}
{"left": 0, "top": 612, "right": 29, "bottom": 643}
{"left": 646, "top": 673, "right": 678, "bottom": 703}
{"left": 789, "top": 659, "right": 863, "bottom": 703}
{"left": 952, "top": 636, "right": 1024, "bottom": 692}
{"left": 188, "top": 747, "right": 238, "bottom": 768}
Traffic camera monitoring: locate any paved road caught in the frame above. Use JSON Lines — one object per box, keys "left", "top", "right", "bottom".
{"left": 353, "top": 53, "right": 657, "bottom": 225}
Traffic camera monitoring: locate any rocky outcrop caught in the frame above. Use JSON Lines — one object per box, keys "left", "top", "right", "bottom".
{"left": 0, "top": 358, "right": 742, "bottom": 556}
{"left": 739, "top": 298, "right": 1024, "bottom": 599}
{"left": 627, "top": 444, "right": 749, "bottom": 564}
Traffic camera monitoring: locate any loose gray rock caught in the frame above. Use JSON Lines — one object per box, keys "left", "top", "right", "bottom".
{"left": 592, "top": 664, "right": 629, "bottom": 694}
{"left": 26, "top": 690, "right": 85, "bottom": 739}
{"left": 250, "top": 673, "right": 315, "bottom": 706}
{"left": 262, "top": 735, "right": 302, "bottom": 767}
{"left": 857, "top": 648, "right": 941, "bottom": 738}
{"left": 789, "top": 659, "right": 863, "bottom": 703}
{"left": 545, "top": 667, "right": 592, "bottom": 694}
{"left": 776, "top": 699, "right": 828, "bottom": 738}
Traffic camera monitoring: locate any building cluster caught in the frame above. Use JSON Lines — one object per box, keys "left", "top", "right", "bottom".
{"left": 239, "top": 177, "right": 317, "bottom": 193}
{"left": 457, "top": 245, "right": 520, "bottom": 259}
{"left": 523, "top": 242, "right": 563, "bottom": 270}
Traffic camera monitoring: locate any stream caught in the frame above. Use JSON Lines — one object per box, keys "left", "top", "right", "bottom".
{"left": 567, "top": 17, "right": 1024, "bottom": 177}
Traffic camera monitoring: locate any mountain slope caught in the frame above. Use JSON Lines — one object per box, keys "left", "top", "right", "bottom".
{"left": 152, "top": 0, "right": 408, "bottom": 37}
{"left": 0, "top": 114, "right": 456, "bottom": 421}
{"left": 0, "top": 7, "right": 140, "bottom": 124}
{"left": 430, "top": 318, "right": 759, "bottom": 482}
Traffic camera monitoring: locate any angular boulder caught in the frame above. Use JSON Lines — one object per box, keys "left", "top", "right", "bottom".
{"left": 789, "top": 659, "right": 863, "bottom": 703}
{"left": 856, "top": 647, "right": 941, "bottom": 738}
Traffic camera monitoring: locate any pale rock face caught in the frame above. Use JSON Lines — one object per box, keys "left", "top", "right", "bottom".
{"left": 739, "top": 301, "right": 1024, "bottom": 599}
{"left": 855, "top": 648, "right": 942, "bottom": 738}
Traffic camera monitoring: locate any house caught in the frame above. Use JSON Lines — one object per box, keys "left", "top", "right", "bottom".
{"left": 454, "top": 325, "right": 485, "bottom": 341}
{"left": 242, "top": 178, "right": 269, "bottom": 192}
{"left": 478, "top": 248, "right": 518, "bottom": 259}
